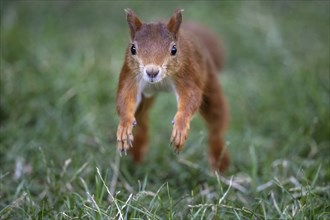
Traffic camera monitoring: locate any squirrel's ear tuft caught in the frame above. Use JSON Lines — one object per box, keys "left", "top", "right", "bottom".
{"left": 125, "top": 8, "right": 142, "bottom": 39}
{"left": 167, "top": 9, "right": 184, "bottom": 39}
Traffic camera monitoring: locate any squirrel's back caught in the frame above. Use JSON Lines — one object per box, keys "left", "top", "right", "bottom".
{"left": 181, "top": 22, "right": 225, "bottom": 72}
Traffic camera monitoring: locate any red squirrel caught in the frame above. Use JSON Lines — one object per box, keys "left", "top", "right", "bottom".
{"left": 116, "top": 9, "right": 229, "bottom": 172}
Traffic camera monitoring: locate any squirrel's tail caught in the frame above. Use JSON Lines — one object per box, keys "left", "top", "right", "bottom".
{"left": 206, "top": 36, "right": 225, "bottom": 71}
{"left": 207, "top": 37, "right": 225, "bottom": 72}
{"left": 183, "top": 22, "right": 225, "bottom": 72}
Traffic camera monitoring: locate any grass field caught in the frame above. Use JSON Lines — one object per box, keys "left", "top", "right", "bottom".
{"left": 1, "top": 1, "right": 329, "bottom": 219}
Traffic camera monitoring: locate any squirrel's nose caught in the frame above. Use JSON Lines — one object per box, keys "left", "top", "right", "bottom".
{"left": 146, "top": 66, "right": 159, "bottom": 78}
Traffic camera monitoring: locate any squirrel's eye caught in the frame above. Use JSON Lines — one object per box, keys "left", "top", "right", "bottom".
{"left": 171, "top": 45, "right": 177, "bottom": 56}
{"left": 131, "top": 44, "right": 136, "bottom": 55}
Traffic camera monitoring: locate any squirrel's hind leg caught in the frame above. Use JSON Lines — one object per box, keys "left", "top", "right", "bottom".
{"left": 199, "top": 76, "right": 230, "bottom": 173}
{"left": 130, "top": 95, "right": 155, "bottom": 163}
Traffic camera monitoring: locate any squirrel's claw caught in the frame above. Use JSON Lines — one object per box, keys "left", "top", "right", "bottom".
{"left": 116, "top": 121, "right": 135, "bottom": 154}
{"left": 170, "top": 125, "right": 188, "bottom": 153}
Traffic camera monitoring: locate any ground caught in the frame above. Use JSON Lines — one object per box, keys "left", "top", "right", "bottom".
{"left": 1, "top": 1, "right": 329, "bottom": 219}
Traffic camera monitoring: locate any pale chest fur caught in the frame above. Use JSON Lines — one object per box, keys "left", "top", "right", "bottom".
{"left": 136, "top": 77, "right": 178, "bottom": 108}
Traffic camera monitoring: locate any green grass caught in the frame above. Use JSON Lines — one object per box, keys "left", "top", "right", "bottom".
{"left": 1, "top": 1, "right": 329, "bottom": 219}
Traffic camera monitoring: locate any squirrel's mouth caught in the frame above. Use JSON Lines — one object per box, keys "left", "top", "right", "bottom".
{"left": 146, "top": 77, "right": 163, "bottom": 84}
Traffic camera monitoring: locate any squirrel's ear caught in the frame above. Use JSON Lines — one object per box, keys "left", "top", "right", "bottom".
{"left": 125, "top": 8, "right": 142, "bottom": 39}
{"left": 167, "top": 9, "right": 183, "bottom": 39}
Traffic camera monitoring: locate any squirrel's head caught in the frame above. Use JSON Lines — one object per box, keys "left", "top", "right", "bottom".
{"left": 125, "top": 8, "right": 183, "bottom": 84}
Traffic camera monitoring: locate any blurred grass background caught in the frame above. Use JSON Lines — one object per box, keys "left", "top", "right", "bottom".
{"left": 1, "top": 1, "right": 329, "bottom": 219}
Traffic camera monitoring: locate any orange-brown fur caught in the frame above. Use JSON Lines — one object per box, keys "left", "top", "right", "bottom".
{"left": 116, "top": 9, "right": 229, "bottom": 172}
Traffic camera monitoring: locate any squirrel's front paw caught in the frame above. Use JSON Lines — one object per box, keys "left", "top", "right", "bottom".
{"left": 116, "top": 120, "right": 136, "bottom": 155}
{"left": 170, "top": 118, "right": 190, "bottom": 153}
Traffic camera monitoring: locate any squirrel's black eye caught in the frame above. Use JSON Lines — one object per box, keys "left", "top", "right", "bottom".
{"left": 131, "top": 44, "right": 136, "bottom": 55}
{"left": 171, "top": 45, "right": 177, "bottom": 56}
